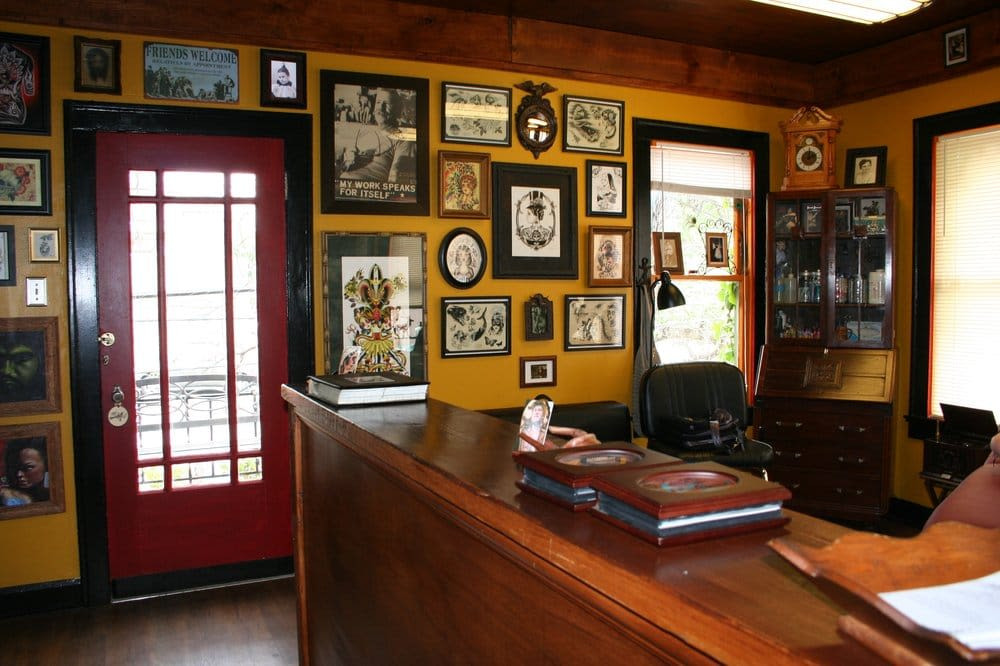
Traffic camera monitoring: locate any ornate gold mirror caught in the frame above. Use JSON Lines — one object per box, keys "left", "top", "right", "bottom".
{"left": 515, "top": 81, "right": 557, "bottom": 159}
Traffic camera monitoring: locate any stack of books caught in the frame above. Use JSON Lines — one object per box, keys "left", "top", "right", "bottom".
{"left": 305, "top": 371, "right": 429, "bottom": 406}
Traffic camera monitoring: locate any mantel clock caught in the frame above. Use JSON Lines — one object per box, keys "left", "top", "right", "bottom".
{"left": 780, "top": 106, "right": 841, "bottom": 191}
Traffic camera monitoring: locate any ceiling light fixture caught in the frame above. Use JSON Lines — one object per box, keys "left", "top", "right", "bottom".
{"left": 748, "top": 0, "right": 933, "bottom": 25}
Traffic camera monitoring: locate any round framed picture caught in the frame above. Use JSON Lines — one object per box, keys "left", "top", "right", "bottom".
{"left": 439, "top": 227, "right": 486, "bottom": 289}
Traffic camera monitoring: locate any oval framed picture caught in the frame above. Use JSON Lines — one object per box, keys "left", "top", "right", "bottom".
{"left": 439, "top": 227, "right": 487, "bottom": 289}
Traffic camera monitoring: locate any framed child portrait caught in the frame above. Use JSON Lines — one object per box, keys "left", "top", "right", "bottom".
{"left": 260, "top": 49, "right": 306, "bottom": 108}
{"left": 706, "top": 232, "right": 729, "bottom": 268}
{"left": 0, "top": 420, "right": 64, "bottom": 520}
{"left": 74, "top": 36, "right": 121, "bottom": 95}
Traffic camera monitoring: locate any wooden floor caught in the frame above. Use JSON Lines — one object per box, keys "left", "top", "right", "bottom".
{"left": 0, "top": 577, "right": 298, "bottom": 665}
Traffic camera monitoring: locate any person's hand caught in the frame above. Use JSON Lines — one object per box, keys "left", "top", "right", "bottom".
{"left": 547, "top": 425, "right": 600, "bottom": 449}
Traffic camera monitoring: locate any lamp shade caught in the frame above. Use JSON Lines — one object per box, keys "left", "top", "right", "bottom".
{"left": 655, "top": 270, "right": 686, "bottom": 310}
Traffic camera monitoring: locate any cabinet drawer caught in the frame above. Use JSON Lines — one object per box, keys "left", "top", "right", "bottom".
{"left": 770, "top": 442, "right": 881, "bottom": 473}
{"left": 770, "top": 466, "right": 885, "bottom": 512}
{"left": 757, "top": 410, "right": 885, "bottom": 447}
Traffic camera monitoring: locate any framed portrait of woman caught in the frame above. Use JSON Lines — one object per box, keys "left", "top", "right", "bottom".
{"left": 439, "top": 151, "right": 490, "bottom": 218}
{"left": 439, "top": 227, "right": 486, "bottom": 289}
{"left": 0, "top": 421, "right": 64, "bottom": 520}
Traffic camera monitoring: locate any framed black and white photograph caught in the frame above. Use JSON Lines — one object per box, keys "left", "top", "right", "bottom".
{"left": 492, "top": 163, "right": 578, "bottom": 279}
{"left": 835, "top": 204, "right": 853, "bottom": 234}
{"left": 321, "top": 232, "right": 427, "bottom": 379}
{"left": 944, "top": 26, "right": 968, "bottom": 67}
{"left": 562, "top": 95, "right": 624, "bottom": 155}
{"left": 439, "top": 151, "right": 490, "bottom": 218}
{"left": 74, "top": 35, "right": 121, "bottom": 95}
{"left": 586, "top": 160, "right": 626, "bottom": 217}
{"left": 564, "top": 294, "right": 625, "bottom": 351}
{"left": 706, "top": 232, "right": 728, "bottom": 268}
{"left": 441, "top": 82, "right": 512, "bottom": 146}
{"left": 320, "top": 70, "right": 429, "bottom": 215}
{"left": 520, "top": 356, "right": 556, "bottom": 388}
{"left": 0, "top": 421, "right": 64, "bottom": 520}
{"left": 524, "top": 293, "right": 553, "bottom": 341}
{"left": 260, "top": 49, "right": 306, "bottom": 108}
{"left": 653, "top": 232, "right": 684, "bottom": 276}
{"left": 844, "top": 146, "right": 887, "bottom": 188}
{"left": 0, "top": 225, "right": 15, "bottom": 287}
{"left": 144, "top": 42, "right": 238, "bottom": 103}
{"left": 29, "top": 228, "right": 58, "bottom": 262}
{"left": 0, "top": 32, "right": 50, "bottom": 135}
{"left": 441, "top": 296, "right": 511, "bottom": 358}
{"left": 0, "top": 149, "right": 51, "bottom": 215}
{"left": 439, "top": 227, "right": 486, "bottom": 289}
{"left": 588, "top": 226, "right": 632, "bottom": 288}
{"left": 0, "top": 316, "right": 61, "bottom": 416}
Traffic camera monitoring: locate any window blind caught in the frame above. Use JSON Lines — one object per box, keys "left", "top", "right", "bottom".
{"left": 650, "top": 142, "right": 752, "bottom": 198}
{"left": 930, "top": 124, "right": 1000, "bottom": 418}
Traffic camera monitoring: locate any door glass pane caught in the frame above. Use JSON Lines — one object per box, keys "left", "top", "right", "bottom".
{"left": 232, "top": 204, "right": 261, "bottom": 451}
{"left": 130, "top": 202, "right": 164, "bottom": 461}
{"left": 230, "top": 173, "right": 256, "bottom": 198}
{"left": 163, "top": 171, "right": 225, "bottom": 198}
{"left": 129, "top": 171, "right": 157, "bottom": 196}
{"left": 172, "top": 460, "right": 230, "bottom": 488}
{"left": 138, "top": 465, "right": 165, "bottom": 493}
{"left": 238, "top": 456, "right": 263, "bottom": 482}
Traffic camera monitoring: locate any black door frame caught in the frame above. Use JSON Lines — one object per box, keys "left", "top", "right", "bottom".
{"left": 65, "top": 101, "right": 313, "bottom": 605}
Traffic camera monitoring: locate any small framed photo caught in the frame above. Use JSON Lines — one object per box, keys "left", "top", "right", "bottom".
{"left": 74, "top": 36, "right": 121, "bottom": 95}
{"left": 29, "top": 229, "right": 59, "bottom": 262}
{"left": 0, "top": 421, "right": 65, "bottom": 520}
{"left": 653, "top": 232, "right": 684, "bottom": 276}
{"left": 439, "top": 151, "right": 490, "bottom": 218}
{"left": 859, "top": 197, "right": 888, "bottom": 235}
{"left": 588, "top": 226, "right": 632, "bottom": 288}
{"left": 564, "top": 294, "right": 625, "bottom": 351}
{"left": 586, "top": 160, "right": 626, "bottom": 217}
{"left": 774, "top": 201, "right": 799, "bottom": 235}
{"left": 834, "top": 204, "right": 853, "bottom": 234}
{"left": 705, "top": 232, "right": 728, "bottom": 268}
{"left": 520, "top": 356, "right": 556, "bottom": 389}
{"left": 441, "top": 296, "right": 511, "bottom": 358}
{"left": 562, "top": 95, "right": 624, "bottom": 155}
{"left": 439, "top": 227, "right": 486, "bottom": 289}
{"left": 844, "top": 146, "right": 887, "bottom": 188}
{"left": 0, "top": 149, "right": 51, "bottom": 215}
{"left": 260, "top": 49, "right": 306, "bottom": 108}
{"left": 802, "top": 201, "right": 823, "bottom": 234}
{"left": 0, "top": 316, "right": 61, "bottom": 416}
{"left": 944, "top": 26, "right": 968, "bottom": 67}
{"left": 0, "top": 32, "right": 50, "bottom": 135}
{"left": 0, "top": 225, "right": 15, "bottom": 286}
{"left": 517, "top": 396, "right": 553, "bottom": 452}
{"left": 524, "top": 293, "right": 553, "bottom": 341}
{"left": 441, "top": 82, "right": 512, "bottom": 146}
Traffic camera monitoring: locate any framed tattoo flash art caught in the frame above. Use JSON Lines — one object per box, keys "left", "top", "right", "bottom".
{"left": 0, "top": 225, "right": 15, "bottom": 287}
{"left": 439, "top": 151, "right": 490, "bottom": 219}
{"left": 562, "top": 95, "right": 624, "bottom": 156}
{"left": 492, "top": 163, "right": 578, "bottom": 279}
{"left": 586, "top": 160, "right": 626, "bottom": 217}
{"left": 653, "top": 231, "right": 684, "bottom": 276}
{"left": 0, "top": 32, "right": 50, "bottom": 135}
{"left": 0, "top": 149, "right": 51, "bottom": 215}
{"left": 74, "top": 36, "right": 121, "bottom": 95}
{"left": 564, "top": 294, "right": 625, "bottom": 351}
{"left": 260, "top": 49, "right": 306, "bottom": 108}
{"left": 0, "top": 316, "right": 61, "bottom": 416}
{"left": 441, "top": 82, "right": 512, "bottom": 146}
{"left": 524, "top": 293, "right": 553, "bottom": 341}
{"left": 322, "top": 232, "right": 427, "bottom": 380}
{"left": 0, "top": 421, "right": 64, "bottom": 520}
{"left": 588, "top": 226, "right": 632, "bottom": 288}
{"left": 29, "top": 228, "right": 59, "bottom": 262}
{"left": 520, "top": 356, "right": 556, "bottom": 388}
{"left": 320, "top": 70, "right": 429, "bottom": 216}
{"left": 439, "top": 227, "right": 486, "bottom": 289}
{"left": 441, "top": 296, "right": 511, "bottom": 358}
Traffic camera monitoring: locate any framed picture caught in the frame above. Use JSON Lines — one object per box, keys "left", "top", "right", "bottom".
{"left": 562, "top": 95, "right": 624, "bottom": 155}
{"left": 0, "top": 149, "right": 51, "bottom": 215}
{"left": 29, "top": 229, "right": 59, "bottom": 262}
{"left": 492, "top": 163, "right": 578, "bottom": 279}
{"left": 74, "top": 36, "right": 121, "bottom": 95}
{"left": 441, "top": 296, "right": 511, "bottom": 358}
{"left": 844, "top": 146, "right": 887, "bottom": 188}
{"left": 144, "top": 42, "right": 238, "bottom": 103}
{"left": 653, "top": 232, "right": 684, "bottom": 276}
{"left": 439, "top": 151, "right": 490, "bottom": 218}
{"left": 439, "top": 227, "right": 486, "bottom": 289}
{"left": 320, "top": 70, "right": 429, "bottom": 215}
{"left": 706, "top": 232, "right": 729, "bottom": 268}
{"left": 588, "top": 226, "right": 632, "bottom": 288}
{"left": 774, "top": 201, "right": 799, "bottom": 235}
{"left": 835, "top": 204, "right": 853, "bottom": 234}
{"left": 260, "top": 49, "right": 306, "bottom": 108}
{"left": 321, "top": 232, "right": 427, "bottom": 380}
{"left": 520, "top": 356, "right": 556, "bottom": 388}
{"left": 802, "top": 201, "right": 823, "bottom": 234}
{"left": 944, "top": 26, "right": 968, "bottom": 67}
{"left": 0, "top": 225, "right": 14, "bottom": 287}
{"left": 859, "top": 197, "right": 888, "bottom": 235}
{"left": 0, "top": 421, "right": 64, "bottom": 520}
{"left": 0, "top": 32, "right": 50, "bottom": 135}
{"left": 518, "top": 396, "right": 553, "bottom": 452}
{"left": 524, "top": 293, "right": 553, "bottom": 341}
{"left": 586, "top": 160, "right": 626, "bottom": 217}
{"left": 0, "top": 316, "right": 61, "bottom": 416}
{"left": 441, "top": 82, "right": 512, "bottom": 146}
{"left": 564, "top": 294, "right": 625, "bottom": 351}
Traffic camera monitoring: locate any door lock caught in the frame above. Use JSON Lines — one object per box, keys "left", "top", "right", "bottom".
{"left": 98, "top": 331, "right": 116, "bottom": 347}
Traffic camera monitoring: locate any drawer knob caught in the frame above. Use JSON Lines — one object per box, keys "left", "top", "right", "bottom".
{"left": 837, "top": 425, "right": 868, "bottom": 433}
{"left": 793, "top": 452, "right": 802, "bottom": 459}
{"left": 775, "top": 420, "right": 803, "bottom": 428}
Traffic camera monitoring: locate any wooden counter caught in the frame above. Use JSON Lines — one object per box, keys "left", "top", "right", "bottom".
{"left": 282, "top": 386, "right": 886, "bottom": 665}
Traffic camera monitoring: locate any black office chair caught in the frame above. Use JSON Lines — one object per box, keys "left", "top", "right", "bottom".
{"left": 638, "top": 361, "right": 773, "bottom": 478}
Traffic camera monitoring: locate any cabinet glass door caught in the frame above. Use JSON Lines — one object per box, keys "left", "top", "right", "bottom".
{"left": 771, "top": 197, "right": 824, "bottom": 342}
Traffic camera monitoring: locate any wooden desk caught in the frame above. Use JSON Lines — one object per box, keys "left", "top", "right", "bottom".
{"left": 283, "top": 387, "right": 887, "bottom": 665}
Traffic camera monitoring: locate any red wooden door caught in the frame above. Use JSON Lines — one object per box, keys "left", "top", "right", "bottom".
{"left": 96, "top": 132, "right": 290, "bottom": 579}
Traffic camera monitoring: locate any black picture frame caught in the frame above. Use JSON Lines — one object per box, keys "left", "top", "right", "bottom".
{"left": 320, "top": 70, "right": 429, "bottom": 215}
{"left": 0, "top": 316, "right": 61, "bottom": 416}
{"left": 0, "top": 225, "right": 15, "bottom": 286}
{"left": 0, "top": 32, "right": 50, "bottom": 135}
{"left": 441, "top": 82, "right": 512, "bottom": 147}
{"left": 844, "top": 146, "right": 887, "bottom": 188}
{"left": 519, "top": 356, "right": 556, "bottom": 388}
{"left": 0, "top": 421, "right": 65, "bottom": 520}
{"left": 74, "top": 36, "right": 121, "bottom": 95}
{"left": 586, "top": 160, "right": 626, "bottom": 217}
{"left": 564, "top": 294, "right": 626, "bottom": 351}
{"left": 492, "top": 163, "right": 578, "bottom": 279}
{"left": 562, "top": 95, "right": 624, "bottom": 156}
{"left": 439, "top": 227, "right": 486, "bottom": 289}
{"left": 260, "top": 49, "right": 307, "bottom": 109}
{"left": 441, "top": 296, "right": 511, "bottom": 358}
{"left": 524, "top": 293, "right": 553, "bottom": 341}
{"left": 0, "top": 149, "right": 51, "bottom": 215}
{"left": 944, "top": 26, "right": 968, "bottom": 67}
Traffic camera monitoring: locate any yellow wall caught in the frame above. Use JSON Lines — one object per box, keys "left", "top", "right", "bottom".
{"left": 0, "top": 18, "right": 995, "bottom": 589}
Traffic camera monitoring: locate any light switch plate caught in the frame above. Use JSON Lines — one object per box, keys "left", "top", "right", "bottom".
{"left": 26, "top": 276, "right": 47, "bottom": 306}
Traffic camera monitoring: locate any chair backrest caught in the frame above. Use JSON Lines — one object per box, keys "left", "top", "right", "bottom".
{"left": 639, "top": 362, "right": 749, "bottom": 439}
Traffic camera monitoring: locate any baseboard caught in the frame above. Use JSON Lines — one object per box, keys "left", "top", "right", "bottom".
{"left": 111, "top": 556, "right": 293, "bottom": 600}
{"left": 0, "top": 578, "right": 82, "bottom": 619}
